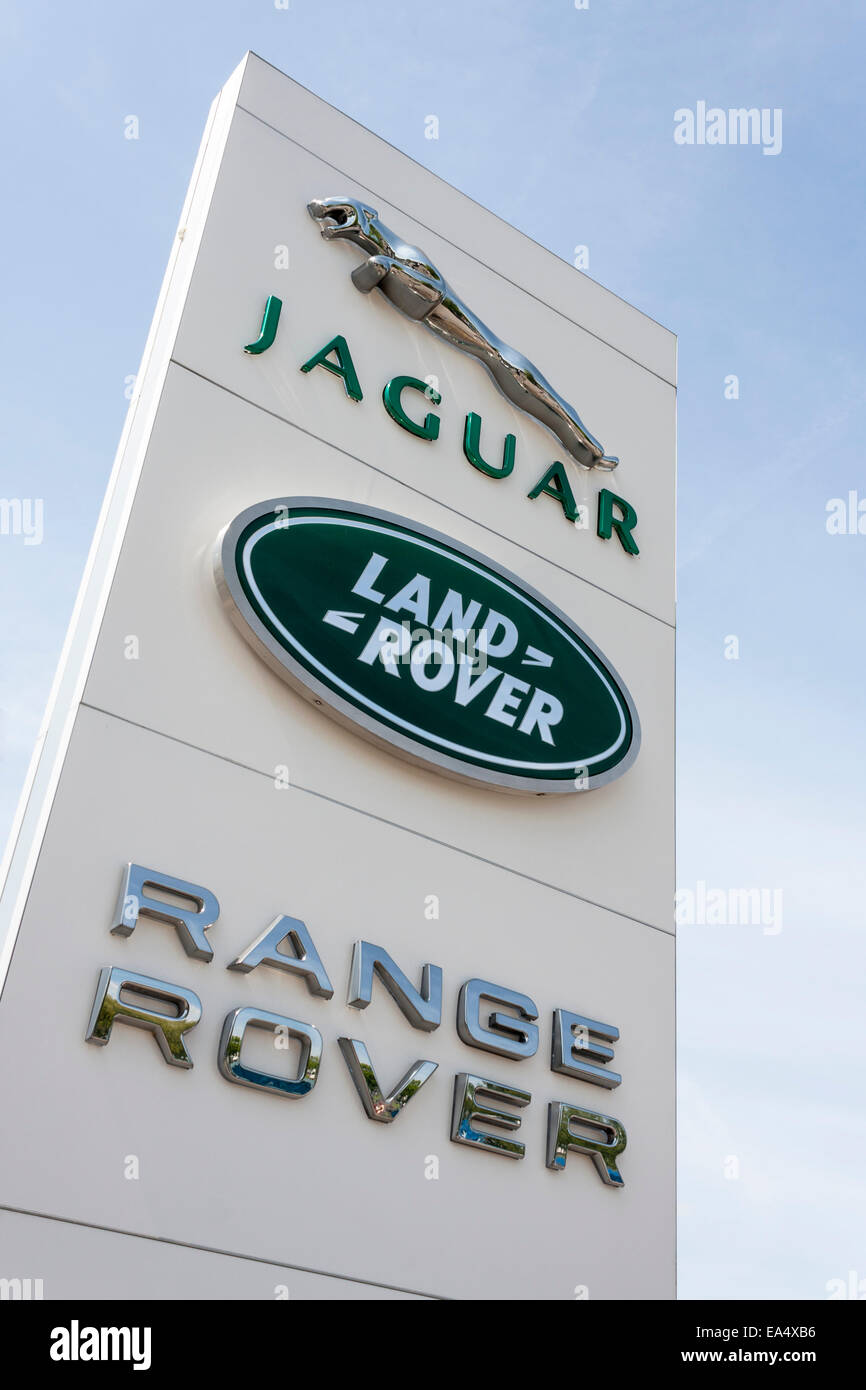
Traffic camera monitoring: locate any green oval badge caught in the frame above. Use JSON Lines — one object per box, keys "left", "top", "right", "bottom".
{"left": 215, "top": 499, "right": 640, "bottom": 794}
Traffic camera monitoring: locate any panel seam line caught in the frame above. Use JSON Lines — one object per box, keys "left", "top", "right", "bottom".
{"left": 169, "top": 359, "right": 676, "bottom": 632}
{"left": 235, "top": 101, "right": 677, "bottom": 388}
{"left": 79, "top": 700, "right": 674, "bottom": 938}
{"left": 0, "top": 1203, "right": 442, "bottom": 1299}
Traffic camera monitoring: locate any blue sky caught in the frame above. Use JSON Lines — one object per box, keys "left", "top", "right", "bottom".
{"left": 1, "top": 0, "right": 865, "bottom": 1298}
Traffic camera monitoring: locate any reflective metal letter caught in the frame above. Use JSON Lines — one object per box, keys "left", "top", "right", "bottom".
{"left": 308, "top": 196, "right": 618, "bottom": 471}
{"left": 338, "top": 1038, "right": 437, "bottom": 1122}
{"left": 218, "top": 1008, "right": 322, "bottom": 1099}
{"left": 228, "top": 915, "right": 333, "bottom": 998}
{"left": 546, "top": 1101, "right": 627, "bottom": 1186}
{"left": 457, "top": 978, "right": 538, "bottom": 1060}
{"left": 450, "top": 1072, "right": 531, "bottom": 1159}
{"left": 112, "top": 863, "right": 219, "bottom": 962}
{"left": 348, "top": 941, "right": 441, "bottom": 1031}
{"left": 551, "top": 1009, "right": 621, "bottom": 1088}
{"left": 85, "top": 966, "right": 202, "bottom": 1069}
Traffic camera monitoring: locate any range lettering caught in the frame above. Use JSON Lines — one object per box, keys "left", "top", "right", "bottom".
{"left": 85, "top": 862, "right": 629, "bottom": 1186}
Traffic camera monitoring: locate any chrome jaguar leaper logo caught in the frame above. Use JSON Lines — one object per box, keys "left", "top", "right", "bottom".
{"left": 307, "top": 196, "right": 619, "bottom": 472}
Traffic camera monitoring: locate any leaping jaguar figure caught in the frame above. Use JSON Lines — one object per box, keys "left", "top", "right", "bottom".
{"left": 307, "top": 196, "right": 618, "bottom": 471}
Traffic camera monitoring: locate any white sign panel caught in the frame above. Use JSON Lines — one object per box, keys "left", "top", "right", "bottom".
{"left": 0, "top": 53, "right": 676, "bottom": 1300}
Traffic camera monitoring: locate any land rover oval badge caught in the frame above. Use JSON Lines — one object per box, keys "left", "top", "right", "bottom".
{"left": 215, "top": 498, "right": 640, "bottom": 793}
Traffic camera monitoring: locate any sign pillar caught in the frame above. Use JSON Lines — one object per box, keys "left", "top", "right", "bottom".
{"left": 0, "top": 53, "right": 676, "bottom": 1300}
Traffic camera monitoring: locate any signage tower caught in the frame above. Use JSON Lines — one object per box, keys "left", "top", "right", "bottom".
{"left": 0, "top": 54, "right": 676, "bottom": 1300}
